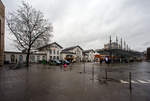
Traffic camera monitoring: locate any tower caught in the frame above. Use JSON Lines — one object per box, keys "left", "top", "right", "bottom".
{"left": 120, "top": 38, "right": 122, "bottom": 50}
{"left": 116, "top": 36, "right": 118, "bottom": 49}
{"left": 124, "top": 40, "right": 126, "bottom": 50}
{"left": 109, "top": 35, "right": 112, "bottom": 49}
{"left": 127, "top": 44, "right": 128, "bottom": 51}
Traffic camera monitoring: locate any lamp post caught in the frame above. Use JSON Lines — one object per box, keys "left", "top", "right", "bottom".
{"left": 109, "top": 35, "right": 112, "bottom": 63}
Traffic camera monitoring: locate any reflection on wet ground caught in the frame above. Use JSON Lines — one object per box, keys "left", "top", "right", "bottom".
{"left": 0, "top": 62, "right": 150, "bottom": 101}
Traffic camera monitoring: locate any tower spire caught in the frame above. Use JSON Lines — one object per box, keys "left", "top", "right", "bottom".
{"left": 110, "top": 35, "right": 112, "bottom": 43}
{"left": 116, "top": 36, "right": 118, "bottom": 49}
{"left": 124, "top": 40, "right": 126, "bottom": 50}
{"left": 109, "top": 35, "right": 112, "bottom": 49}
{"left": 121, "top": 38, "right": 122, "bottom": 49}
{"left": 116, "top": 36, "right": 118, "bottom": 43}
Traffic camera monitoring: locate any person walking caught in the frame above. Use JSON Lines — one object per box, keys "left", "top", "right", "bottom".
{"left": 64, "top": 63, "right": 67, "bottom": 71}
{"left": 105, "top": 57, "right": 109, "bottom": 64}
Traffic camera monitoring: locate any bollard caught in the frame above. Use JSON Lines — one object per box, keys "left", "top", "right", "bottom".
{"left": 70, "top": 63, "right": 72, "bottom": 72}
{"left": 83, "top": 62, "right": 86, "bottom": 73}
{"left": 105, "top": 68, "right": 107, "bottom": 80}
{"left": 92, "top": 63, "right": 94, "bottom": 80}
{"left": 60, "top": 65, "right": 62, "bottom": 71}
{"left": 99, "top": 62, "right": 101, "bottom": 72}
{"left": 129, "top": 72, "right": 132, "bottom": 91}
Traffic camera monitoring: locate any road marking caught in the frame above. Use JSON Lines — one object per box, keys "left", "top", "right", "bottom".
{"left": 146, "top": 80, "right": 150, "bottom": 83}
{"left": 120, "top": 79, "right": 150, "bottom": 84}
{"left": 131, "top": 80, "right": 138, "bottom": 83}
{"left": 120, "top": 80, "right": 129, "bottom": 84}
{"left": 137, "top": 80, "right": 149, "bottom": 84}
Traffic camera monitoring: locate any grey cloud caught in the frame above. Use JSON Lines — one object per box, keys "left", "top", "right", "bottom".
{"left": 2, "top": 0, "right": 150, "bottom": 51}
{"left": 143, "top": 41, "right": 150, "bottom": 46}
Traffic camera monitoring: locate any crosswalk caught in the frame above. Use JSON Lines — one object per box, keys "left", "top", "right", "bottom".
{"left": 120, "top": 79, "right": 150, "bottom": 84}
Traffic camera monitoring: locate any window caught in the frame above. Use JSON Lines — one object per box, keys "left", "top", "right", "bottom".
{"left": 57, "top": 50, "right": 59, "bottom": 55}
{"left": 57, "top": 56, "right": 59, "bottom": 60}
{"left": 19, "top": 55, "right": 23, "bottom": 62}
{"left": 42, "top": 56, "right": 46, "bottom": 60}
{"left": 53, "top": 50, "right": 55, "bottom": 54}
{"left": 76, "top": 48, "right": 80, "bottom": 55}
{"left": 50, "top": 56, "right": 52, "bottom": 60}
{"left": 37, "top": 56, "right": 40, "bottom": 61}
{"left": 49, "top": 49, "right": 52, "bottom": 54}
{"left": 11, "top": 55, "right": 15, "bottom": 63}
{"left": 30, "top": 55, "right": 35, "bottom": 62}
{"left": 53, "top": 56, "right": 56, "bottom": 60}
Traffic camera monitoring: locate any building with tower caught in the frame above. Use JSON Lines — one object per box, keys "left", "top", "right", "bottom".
{"left": 104, "top": 36, "right": 120, "bottom": 50}
{"left": 104, "top": 36, "right": 130, "bottom": 51}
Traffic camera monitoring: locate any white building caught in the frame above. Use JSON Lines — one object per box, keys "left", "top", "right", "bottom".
{"left": 61, "top": 45, "right": 83, "bottom": 62}
{"left": 38, "top": 42, "right": 63, "bottom": 61}
{"left": 4, "top": 43, "right": 85, "bottom": 64}
{"left": 83, "top": 49, "right": 95, "bottom": 62}
{"left": 4, "top": 51, "right": 46, "bottom": 64}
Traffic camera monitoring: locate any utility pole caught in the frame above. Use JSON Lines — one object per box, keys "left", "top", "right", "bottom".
{"left": 129, "top": 72, "right": 132, "bottom": 92}
{"left": 92, "top": 63, "right": 94, "bottom": 80}
{"left": 84, "top": 61, "right": 86, "bottom": 73}
{"left": 109, "top": 35, "right": 112, "bottom": 63}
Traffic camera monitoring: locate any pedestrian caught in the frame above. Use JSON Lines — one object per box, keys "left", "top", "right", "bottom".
{"left": 100, "top": 58, "right": 103, "bottom": 64}
{"left": 16, "top": 59, "right": 18, "bottom": 63}
{"left": 105, "top": 57, "right": 108, "bottom": 64}
{"left": 64, "top": 63, "right": 67, "bottom": 71}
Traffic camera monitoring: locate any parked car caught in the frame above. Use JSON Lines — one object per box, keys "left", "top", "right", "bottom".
{"left": 64, "top": 60, "right": 70, "bottom": 65}
{"left": 49, "top": 59, "right": 61, "bottom": 65}
{"left": 55, "top": 59, "right": 61, "bottom": 65}
{"left": 60, "top": 60, "right": 70, "bottom": 65}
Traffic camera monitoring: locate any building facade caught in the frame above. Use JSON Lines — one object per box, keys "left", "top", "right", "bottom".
{"left": 147, "top": 47, "right": 150, "bottom": 60}
{"left": 104, "top": 42, "right": 119, "bottom": 50}
{"left": 38, "top": 42, "right": 63, "bottom": 61}
{"left": 83, "top": 49, "right": 95, "bottom": 62}
{"left": 0, "top": 1, "right": 5, "bottom": 67}
{"left": 4, "top": 51, "right": 46, "bottom": 64}
{"left": 62, "top": 46, "right": 83, "bottom": 62}
{"left": 60, "top": 51, "right": 76, "bottom": 62}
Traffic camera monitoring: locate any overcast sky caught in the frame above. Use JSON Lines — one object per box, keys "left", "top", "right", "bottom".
{"left": 2, "top": 0, "right": 150, "bottom": 52}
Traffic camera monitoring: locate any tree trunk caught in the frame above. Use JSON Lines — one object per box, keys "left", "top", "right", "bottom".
{"left": 26, "top": 48, "right": 31, "bottom": 68}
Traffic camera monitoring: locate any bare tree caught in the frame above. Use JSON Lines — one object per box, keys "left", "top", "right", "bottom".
{"left": 7, "top": 1, "right": 53, "bottom": 67}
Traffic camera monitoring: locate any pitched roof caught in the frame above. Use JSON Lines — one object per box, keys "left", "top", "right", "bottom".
{"left": 83, "top": 49, "right": 95, "bottom": 53}
{"left": 61, "top": 51, "right": 76, "bottom": 54}
{"left": 38, "top": 42, "right": 63, "bottom": 50}
{"left": 62, "top": 45, "right": 83, "bottom": 51}
{"left": 0, "top": 0, "right": 5, "bottom": 8}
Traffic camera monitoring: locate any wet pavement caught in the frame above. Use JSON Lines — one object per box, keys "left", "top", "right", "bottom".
{"left": 0, "top": 62, "right": 150, "bottom": 101}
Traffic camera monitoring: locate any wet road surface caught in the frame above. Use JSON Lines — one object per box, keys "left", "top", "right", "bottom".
{"left": 0, "top": 62, "right": 150, "bottom": 101}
